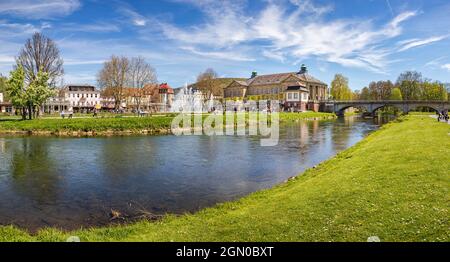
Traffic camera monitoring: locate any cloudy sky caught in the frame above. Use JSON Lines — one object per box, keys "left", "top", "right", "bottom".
{"left": 0, "top": 0, "right": 449, "bottom": 89}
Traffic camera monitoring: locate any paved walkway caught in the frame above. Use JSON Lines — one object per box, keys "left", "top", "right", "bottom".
{"left": 429, "top": 115, "right": 450, "bottom": 124}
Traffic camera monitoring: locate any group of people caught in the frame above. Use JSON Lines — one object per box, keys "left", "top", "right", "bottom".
{"left": 437, "top": 111, "right": 449, "bottom": 122}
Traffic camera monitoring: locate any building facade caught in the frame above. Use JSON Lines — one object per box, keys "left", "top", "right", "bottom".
{"left": 224, "top": 65, "right": 328, "bottom": 112}
{"left": 0, "top": 92, "right": 13, "bottom": 114}
{"left": 64, "top": 85, "right": 101, "bottom": 112}
{"left": 109, "top": 83, "right": 175, "bottom": 112}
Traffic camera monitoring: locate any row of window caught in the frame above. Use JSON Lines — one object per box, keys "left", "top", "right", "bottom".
{"left": 226, "top": 87, "right": 325, "bottom": 97}
{"left": 287, "top": 93, "right": 308, "bottom": 100}
{"left": 68, "top": 93, "right": 99, "bottom": 99}
{"left": 72, "top": 101, "right": 98, "bottom": 106}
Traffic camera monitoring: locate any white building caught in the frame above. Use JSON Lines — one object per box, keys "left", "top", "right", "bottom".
{"left": 0, "top": 92, "right": 13, "bottom": 113}
{"left": 64, "top": 85, "right": 101, "bottom": 112}
{"left": 284, "top": 85, "right": 310, "bottom": 111}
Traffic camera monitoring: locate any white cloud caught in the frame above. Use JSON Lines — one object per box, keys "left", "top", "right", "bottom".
{"left": 442, "top": 64, "right": 450, "bottom": 71}
{"left": 397, "top": 36, "right": 448, "bottom": 52}
{"left": 0, "top": 0, "right": 80, "bottom": 19}
{"left": 154, "top": 1, "right": 418, "bottom": 73}
{"left": 0, "top": 21, "right": 45, "bottom": 38}
{"left": 289, "top": 0, "right": 333, "bottom": 15}
{"left": 64, "top": 59, "right": 106, "bottom": 66}
{"left": 425, "top": 56, "right": 446, "bottom": 68}
{"left": 181, "top": 46, "right": 255, "bottom": 62}
{"left": 60, "top": 22, "right": 121, "bottom": 33}
{"left": 120, "top": 5, "right": 148, "bottom": 27}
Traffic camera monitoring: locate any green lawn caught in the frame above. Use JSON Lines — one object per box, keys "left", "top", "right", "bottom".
{"left": 0, "top": 112, "right": 335, "bottom": 134}
{"left": 279, "top": 111, "right": 336, "bottom": 122}
{"left": 1, "top": 115, "right": 448, "bottom": 242}
{"left": 0, "top": 116, "right": 175, "bottom": 134}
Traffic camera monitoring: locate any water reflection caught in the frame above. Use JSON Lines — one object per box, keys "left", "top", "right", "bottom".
{"left": 0, "top": 117, "right": 380, "bottom": 230}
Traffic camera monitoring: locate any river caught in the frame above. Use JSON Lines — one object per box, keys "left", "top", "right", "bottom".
{"left": 0, "top": 116, "right": 386, "bottom": 231}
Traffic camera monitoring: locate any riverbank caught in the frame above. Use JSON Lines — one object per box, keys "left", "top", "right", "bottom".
{"left": 1, "top": 115, "right": 448, "bottom": 241}
{"left": 0, "top": 112, "right": 336, "bottom": 136}
{"left": 279, "top": 112, "right": 336, "bottom": 122}
{"left": 0, "top": 116, "right": 175, "bottom": 136}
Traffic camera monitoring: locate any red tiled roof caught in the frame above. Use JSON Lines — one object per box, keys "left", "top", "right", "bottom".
{"left": 159, "top": 83, "right": 174, "bottom": 94}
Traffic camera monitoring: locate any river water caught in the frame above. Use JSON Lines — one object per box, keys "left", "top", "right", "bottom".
{"left": 0, "top": 116, "right": 384, "bottom": 231}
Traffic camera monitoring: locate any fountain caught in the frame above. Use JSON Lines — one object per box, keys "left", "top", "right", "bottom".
{"left": 171, "top": 83, "right": 215, "bottom": 113}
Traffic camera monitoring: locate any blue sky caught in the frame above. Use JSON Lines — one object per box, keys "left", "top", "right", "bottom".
{"left": 0, "top": 0, "right": 449, "bottom": 89}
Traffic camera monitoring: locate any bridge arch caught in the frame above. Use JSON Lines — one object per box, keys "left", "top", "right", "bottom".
{"left": 335, "top": 104, "right": 369, "bottom": 116}
{"left": 406, "top": 105, "right": 440, "bottom": 113}
{"left": 371, "top": 104, "right": 404, "bottom": 114}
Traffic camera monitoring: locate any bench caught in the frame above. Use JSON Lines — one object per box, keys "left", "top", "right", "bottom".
{"left": 138, "top": 111, "right": 149, "bottom": 117}
{"left": 61, "top": 111, "right": 73, "bottom": 119}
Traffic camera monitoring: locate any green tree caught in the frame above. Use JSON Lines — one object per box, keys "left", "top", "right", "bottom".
{"left": 5, "top": 66, "right": 54, "bottom": 120}
{"left": 0, "top": 75, "right": 8, "bottom": 101}
{"left": 421, "top": 81, "right": 447, "bottom": 101}
{"left": 389, "top": 87, "right": 403, "bottom": 100}
{"left": 331, "top": 74, "right": 352, "bottom": 100}
{"left": 359, "top": 87, "right": 371, "bottom": 100}
{"left": 27, "top": 71, "right": 55, "bottom": 118}
{"left": 5, "top": 66, "right": 27, "bottom": 119}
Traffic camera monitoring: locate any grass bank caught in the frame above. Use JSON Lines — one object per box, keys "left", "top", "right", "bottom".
{"left": 1, "top": 115, "right": 448, "bottom": 242}
{"left": 0, "top": 112, "right": 335, "bottom": 136}
{"left": 0, "top": 116, "right": 175, "bottom": 135}
{"left": 279, "top": 112, "right": 336, "bottom": 122}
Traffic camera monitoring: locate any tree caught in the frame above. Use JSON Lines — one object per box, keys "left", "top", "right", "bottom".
{"left": 389, "top": 87, "right": 403, "bottom": 100}
{"left": 5, "top": 66, "right": 54, "bottom": 120}
{"left": 196, "top": 68, "right": 219, "bottom": 97}
{"left": 16, "top": 32, "right": 64, "bottom": 86}
{"left": 5, "top": 66, "right": 27, "bottom": 119}
{"left": 97, "top": 55, "right": 130, "bottom": 110}
{"left": 27, "top": 71, "right": 55, "bottom": 118}
{"left": 359, "top": 87, "right": 371, "bottom": 100}
{"left": 421, "top": 81, "right": 448, "bottom": 101}
{"left": 446, "top": 83, "right": 450, "bottom": 101}
{"left": 127, "top": 56, "right": 157, "bottom": 112}
{"left": 330, "top": 74, "right": 352, "bottom": 100}
{"left": 368, "top": 80, "right": 393, "bottom": 100}
{"left": 352, "top": 89, "right": 361, "bottom": 100}
{"left": 396, "top": 71, "right": 422, "bottom": 100}
{"left": 0, "top": 75, "right": 8, "bottom": 101}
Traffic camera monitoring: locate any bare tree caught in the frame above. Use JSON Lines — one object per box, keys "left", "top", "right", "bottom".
{"left": 15, "top": 32, "right": 64, "bottom": 86}
{"left": 128, "top": 57, "right": 157, "bottom": 112}
{"left": 97, "top": 55, "right": 129, "bottom": 110}
{"left": 196, "top": 68, "right": 219, "bottom": 98}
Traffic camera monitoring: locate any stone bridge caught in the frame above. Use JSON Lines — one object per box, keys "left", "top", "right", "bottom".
{"left": 325, "top": 100, "right": 450, "bottom": 116}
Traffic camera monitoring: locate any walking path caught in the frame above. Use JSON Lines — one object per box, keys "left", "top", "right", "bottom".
{"left": 429, "top": 114, "right": 450, "bottom": 124}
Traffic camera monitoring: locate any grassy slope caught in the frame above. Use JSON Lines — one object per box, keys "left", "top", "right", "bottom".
{"left": 1, "top": 116, "right": 449, "bottom": 242}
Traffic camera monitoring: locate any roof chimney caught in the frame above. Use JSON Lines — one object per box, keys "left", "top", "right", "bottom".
{"left": 299, "top": 64, "right": 308, "bottom": 74}
{"left": 251, "top": 71, "right": 257, "bottom": 78}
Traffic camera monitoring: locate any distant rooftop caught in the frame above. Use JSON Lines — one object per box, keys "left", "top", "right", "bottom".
{"left": 65, "top": 85, "right": 97, "bottom": 92}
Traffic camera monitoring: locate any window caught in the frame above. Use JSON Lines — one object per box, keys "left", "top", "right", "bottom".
{"left": 294, "top": 93, "right": 299, "bottom": 100}
{"left": 288, "top": 93, "right": 292, "bottom": 100}
{"left": 77, "top": 94, "right": 80, "bottom": 98}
